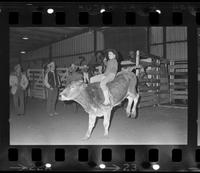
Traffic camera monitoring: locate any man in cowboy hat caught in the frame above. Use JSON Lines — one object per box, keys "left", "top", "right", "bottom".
{"left": 9, "top": 64, "right": 29, "bottom": 115}
{"left": 44, "top": 61, "right": 61, "bottom": 116}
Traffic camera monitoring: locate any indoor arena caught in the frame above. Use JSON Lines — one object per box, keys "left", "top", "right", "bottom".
{"left": 9, "top": 27, "right": 188, "bottom": 145}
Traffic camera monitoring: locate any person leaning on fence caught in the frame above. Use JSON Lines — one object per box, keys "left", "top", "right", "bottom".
{"left": 80, "top": 65, "right": 89, "bottom": 84}
{"left": 66, "top": 64, "right": 83, "bottom": 86}
{"left": 9, "top": 64, "right": 29, "bottom": 116}
{"left": 90, "top": 49, "right": 118, "bottom": 105}
{"left": 95, "top": 51, "right": 106, "bottom": 75}
{"left": 44, "top": 61, "right": 61, "bottom": 116}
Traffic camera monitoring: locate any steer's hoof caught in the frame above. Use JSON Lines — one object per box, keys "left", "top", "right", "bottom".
{"left": 126, "top": 113, "right": 131, "bottom": 118}
{"left": 126, "top": 111, "right": 131, "bottom": 118}
{"left": 104, "top": 132, "right": 108, "bottom": 136}
{"left": 82, "top": 135, "right": 90, "bottom": 140}
{"left": 131, "top": 112, "right": 137, "bottom": 119}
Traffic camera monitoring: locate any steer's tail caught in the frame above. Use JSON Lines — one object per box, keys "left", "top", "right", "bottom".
{"left": 121, "top": 71, "right": 138, "bottom": 94}
{"left": 118, "top": 71, "right": 137, "bottom": 84}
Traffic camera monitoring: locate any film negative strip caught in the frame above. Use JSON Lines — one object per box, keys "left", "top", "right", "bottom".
{"left": 0, "top": 1, "right": 200, "bottom": 172}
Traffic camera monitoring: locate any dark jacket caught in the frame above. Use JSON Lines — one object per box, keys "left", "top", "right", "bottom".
{"left": 47, "top": 71, "right": 61, "bottom": 88}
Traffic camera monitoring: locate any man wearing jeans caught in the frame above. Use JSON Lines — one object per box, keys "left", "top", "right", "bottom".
{"left": 9, "top": 64, "right": 29, "bottom": 115}
{"left": 44, "top": 61, "right": 61, "bottom": 116}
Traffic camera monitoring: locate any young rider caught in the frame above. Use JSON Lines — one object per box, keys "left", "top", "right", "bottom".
{"left": 90, "top": 49, "right": 118, "bottom": 105}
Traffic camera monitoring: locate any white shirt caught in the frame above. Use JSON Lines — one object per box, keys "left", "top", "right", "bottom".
{"left": 9, "top": 73, "right": 29, "bottom": 94}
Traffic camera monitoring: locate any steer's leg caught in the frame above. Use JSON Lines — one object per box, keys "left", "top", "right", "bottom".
{"left": 126, "top": 96, "right": 134, "bottom": 118}
{"left": 103, "top": 111, "right": 111, "bottom": 136}
{"left": 131, "top": 93, "right": 140, "bottom": 118}
{"left": 83, "top": 114, "right": 96, "bottom": 140}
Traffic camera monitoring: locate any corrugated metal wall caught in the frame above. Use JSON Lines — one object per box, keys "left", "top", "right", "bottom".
{"left": 150, "top": 27, "right": 163, "bottom": 44}
{"left": 53, "top": 53, "right": 94, "bottom": 68}
{"left": 149, "top": 27, "right": 187, "bottom": 60}
{"left": 103, "top": 27, "right": 147, "bottom": 59}
{"left": 52, "top": 30, "right": 104, "bottom": 67}
{"left": 166, "top": 27, "right": 187, "bottom": 42}
{"left": 19, "top": 29, "right": 104, "bottom": 69}
{"left": 21, "top": 46, "right": 50, "bottom": 61}
{"left": 96, "top": 31, "right": 104, "bottom": 51}
{"left": 150, "top": 45, "right": 163, "bottom": 57}
{"left": 166, "top": 27, "right": 187, "bottom": 60}
{"left": 166, "top": 42, "right": 187, "bottom": 60}
{"left": 10, "top": 57, "right": 19, "bottom": 64}
{"left": 10, "top": 58, "right": 19, "bottom": 71}
{"left": 150, "top": 27, "right": 163, "bottom": 57}
{"left": 149, "top": 27, "right": 188, "bottom": 105}
{"left": 52, "top": 31, "right": 94, "bottom": 57}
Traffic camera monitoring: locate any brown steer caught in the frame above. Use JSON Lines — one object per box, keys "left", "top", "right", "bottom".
{"left": 59, "top": 71, "right": 139, "bottom": 140}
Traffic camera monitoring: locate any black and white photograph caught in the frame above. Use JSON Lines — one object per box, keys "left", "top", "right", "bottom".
{"left": 9, "top": 27, "right": 188, "bottom": 145}
{"left": 198, "top": 28, "right": 200, "bottom": 146}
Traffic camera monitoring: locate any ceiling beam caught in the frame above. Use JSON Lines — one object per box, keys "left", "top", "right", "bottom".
{"left": 10, "top": 30, "right": 60, "bottom": 42}
{"left": 11, "top": 28, "right": 64, "bottom": 40}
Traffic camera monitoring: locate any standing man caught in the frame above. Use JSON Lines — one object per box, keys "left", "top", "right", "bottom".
{"left": 128, "top": 50, "right": 136, "bottom": 64}
{"left": 9, "top": 64, "right": 29, "bottom": 116}
{"left": 44, "top": 61, "right": 61, "bottom": 116}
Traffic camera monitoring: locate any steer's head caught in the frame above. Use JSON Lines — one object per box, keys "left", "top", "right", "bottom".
{"left": 59, "top": 80, "right": 85, "bottom": 101}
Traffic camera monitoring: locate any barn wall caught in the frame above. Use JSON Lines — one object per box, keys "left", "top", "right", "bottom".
{"left": 149, "top": 27, "right": 187, "bottom": 60}
{"left": 166, "top": 27, "right": 187, "bottom": 60}
{"left": 18, "top": 30, "right": 105, "bottom": 69}
{"left": 150, "top": 27, "right": 163, "bottom": 57}
{"left": 96, "top": 31, "right": 104, "bottom": 51}
{"left": 150, "top": 45, "right": 163, "bottom": 57}
{"left": 199, "top": 42, "right": 200, "bottom": 67}
{"left": 150, "top": 27, "right": 163, "bottom": 44}
{"left": 166, "top": 27, "right": 187, "bottom": 42}
{"left": 10, "top": 58, "right": 19, "bottom": 71}
{"left": 51, "top": 31, "right": 95, "bottom": 67}
{"left": 103, "top": 27, "right": 148, "bottom": 60}
{"left": 51, "top": 31, "right": 94, "bottom": 57}
{"left": 53, "top": 53, "right": 94, "bottom": 68}
{"left": 198, "top": 29, "right": 200, "bottom": 67}
{"left": 21, "top": 46, "right": 50, "bottom": 61}
{"left": 166, "top": 42, "right": 187, "bottom": 60}
{"left": 149, "top": 27, "right": 188, "bottom": 105}
{"left": 149, "top": 27, "right": 166, "bottom": 103}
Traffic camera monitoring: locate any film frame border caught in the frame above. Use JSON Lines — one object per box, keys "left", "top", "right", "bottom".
{"left": 0, "top": 1, "right": 199, "bottom": 171}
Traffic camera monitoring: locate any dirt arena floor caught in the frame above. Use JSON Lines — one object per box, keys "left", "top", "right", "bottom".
{"left": 9, "top": 97, "right": 187, "bottom": 145}
{"left": 198, "top": 83, "right": 200, "bottom": 145}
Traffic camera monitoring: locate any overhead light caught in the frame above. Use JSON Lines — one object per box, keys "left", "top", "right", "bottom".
{"left": 45, "top": 163, "right": 51, "bottom": 169}
{"left": 99, "top": 163, "right": 106, "bottom": 169}
{"left": 20, "top": 51, "right": 26, "bottom": 54}
{"left": 22, "top": 37, "right": 29, "bottom": 40}
{"left": 152, "top": 163, "right": 160, "bottom": 170}
{"left": 100, "top": 8, "right": 106, "bottom": 13}
{"left": 47, "top": 8, "right": 54, "bottom": 14}
{"left": 155, "top": 9, "right": 161, "bottom": 14}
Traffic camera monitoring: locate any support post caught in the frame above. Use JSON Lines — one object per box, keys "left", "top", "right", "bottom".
{"left": 93, "top": 28, "right": 97, "bottom": 53}
{"left": 49, "top": 45, "right": 52, "bottom": 62}
{"left": 136, "top": 50, "right": 140, "bottom": 76}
